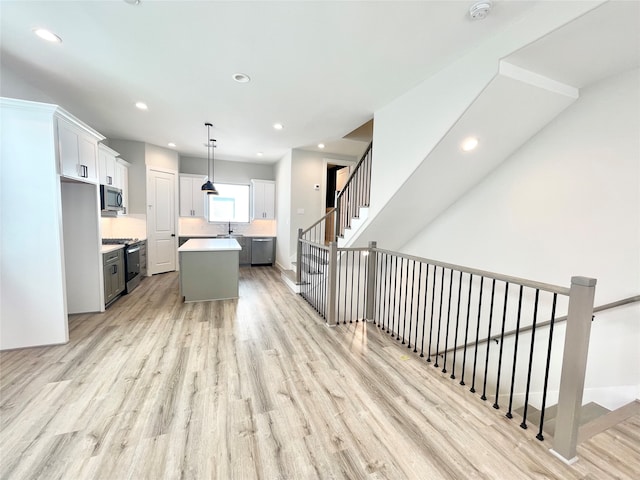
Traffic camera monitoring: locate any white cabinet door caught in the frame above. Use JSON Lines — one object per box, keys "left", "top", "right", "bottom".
{"left": 98, "top": 144, "right": 118, "bottom": 186}
{"left": 251, "top": 179, "right": 276, "bottom": 220}
{"left": 57, "top": 117, "right": 98, "bottom": 183}
{"left": 115, "top": 161, "right": 129, "bottom": 214}
{"left": 179, "top": 175, "right": 207, "bottom": 217}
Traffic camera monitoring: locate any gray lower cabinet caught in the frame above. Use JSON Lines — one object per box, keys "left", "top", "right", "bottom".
{"left": 103, "top": 248, "right": 125, "bottom": 307}
{"left": 139, "top": 241, "right": 147, "bottom": 277}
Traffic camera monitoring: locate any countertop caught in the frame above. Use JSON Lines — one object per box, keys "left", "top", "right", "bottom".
{"left": 101, "top": 244, "right": 125, "bottom": 254}
{"left": 178, "top": 238, "right": 242, "bottom": 252}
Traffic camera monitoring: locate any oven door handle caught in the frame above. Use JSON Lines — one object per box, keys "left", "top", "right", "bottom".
{"left": 127, "top": 246, "right": 141, "bottom": 253}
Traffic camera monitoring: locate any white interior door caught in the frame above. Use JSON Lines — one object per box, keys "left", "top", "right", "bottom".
{"left": 336, "top": 166, "right": 350, "bottom": 192}
{"left": 148, "top": 169, "right": 176, "bottom": 274}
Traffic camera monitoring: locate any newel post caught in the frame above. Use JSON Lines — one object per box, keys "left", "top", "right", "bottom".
{"left": 551, "top": 276, "right": 597, "bottom": 464}
{"left": 326, "top": 241, "right": 338, "bottom": 327}
{"left": 296, "top": 228, "right": 303, "bottom": 285}
{"left": 365, "top": 241, "right": 377, "bottom": 322}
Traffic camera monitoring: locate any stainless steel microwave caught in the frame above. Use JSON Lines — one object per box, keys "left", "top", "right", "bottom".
{"left": 100, "top": 184, "right": 123, "bottom": 212}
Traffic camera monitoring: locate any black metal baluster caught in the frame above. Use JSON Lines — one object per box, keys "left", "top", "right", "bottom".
{"left": 442, "top": 269, "right": 454, "bottom": 373}
{"left": 536, "top": 293, "right": 558, "bottom": 441}
{"left": 520, "top": 289, "right": 540, "bottom": 430}
{"left": 451, "top": 271, "right": 463, "bottom": 380}
{"left": 470, "top": 276, "right": 485, "bottom": 393}
{"left": 480, "top": 279, "right": 496, "bottom": 401}
{"left": 401, "top": 258, "right": 409, "bottom": 344}
{"left": 356, "top": 250, "right": 362, "bottom": 322}
{"left": 434, "top": 267, "right": 445, "bottom": 368}
{"left": 506, "top": 285, "right": 524, "bottom": 419}
{"left": 390, "top": 256, "right": 398, "bottom": 335}
{"left": 427, "top": 266, "right": 437, "bottom": 362}
{"left": 413, "top": 263, "right": 422, "bottom": 353}
{"left": 380, "top": 254, "right": 388, "bottom": 329}
{"left": 349, "top": 251, "right": 355, "bottom": 323}
{"left": 343, "top": 251, "right": 350, "bottom": 324}
{"left": 407, "top": 260, "right": 416, "bottom": 349}
{"left": 396, "top": 258, "right": 404, "bottom": 341}
{"left": 493, "top": 282, "right": 510, "bottom": 409}
{"left": 420, "top": 264, "right": 430, "bottom": 358}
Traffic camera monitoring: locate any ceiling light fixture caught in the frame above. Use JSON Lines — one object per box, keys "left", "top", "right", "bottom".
{"left": 34, "top": 28, "right": 62, "bottom": 43}
{"left": 318, "top": 143, "right": 325, "bottom": 149}
{"left": 257, "top": 152, "right": 263, "bottom": 157}
{"left": 232, "top": 73, "right": 251, "bottom": 83}
{"left": 201, "top": 122, "right": 218, "bottom": 195}
{"left": 469, "top": 1, "right": 492, "bottom": 20}
{"left": 461, "top": 136, "right": 479, "bottom": 152}
{"left": 168, "top": 142, "right": 176, "bottom": 148}
{"left": 124, "top": 0, "right": 141, "bottom": 5}
{"left": 135, "top": 101, "right": 148, "bottom": 110}
{"left": 273, "top": 123, "right": 283, "bottom": 130}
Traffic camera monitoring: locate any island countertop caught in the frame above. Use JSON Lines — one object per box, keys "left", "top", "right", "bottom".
{"left": 178, "top": 238, "right": 241, "bottom": 252}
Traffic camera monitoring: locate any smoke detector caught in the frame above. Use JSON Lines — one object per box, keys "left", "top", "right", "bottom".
{"left": 469, "top": 1, "right": 492, "bottom": 20}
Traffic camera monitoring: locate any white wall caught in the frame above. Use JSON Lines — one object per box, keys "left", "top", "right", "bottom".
{"left": 107, "top": 139, "right": 146, "bottom": 215}
{"left": 275, "top": 150, "right": 292, "bottom": 269}
{"left": 180, "top": 155, "right": 275, "bottom": 182}
{"left": 290, "top": 149, "right": 357, "bottom": 260}
{"left": 368, "top": 1, "right": 603, "bottom": 235}
{"left": 402, "top": 68, "right": 640, "bottom": 407}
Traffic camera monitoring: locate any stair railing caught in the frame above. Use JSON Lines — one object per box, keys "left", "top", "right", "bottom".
{"left": 297, "top": 240, "right": 598, "bottom": 464}
{"left": 335, "top": 142, "right": 373, "bottom": 239}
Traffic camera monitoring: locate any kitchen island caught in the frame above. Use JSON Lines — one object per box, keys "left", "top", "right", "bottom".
{"left": 178, "top": 238, "right": 241, "bottom": 302}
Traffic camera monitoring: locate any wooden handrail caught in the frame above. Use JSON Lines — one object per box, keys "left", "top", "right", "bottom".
{"left": 336, "top": 141, "right": 372, "bottom": 201}
{"left": 441, "top": 294, "right": 640, "bottom": 355}
{"left": 301, "top": 208, "right": 335, "bottom": 237}
{"left": 373, "top": 247, "right": 570, "bottom": 295}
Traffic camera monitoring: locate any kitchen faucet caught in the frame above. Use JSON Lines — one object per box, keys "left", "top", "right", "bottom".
{"left": 228, "top": 221, "right": 233, "bottom": 235}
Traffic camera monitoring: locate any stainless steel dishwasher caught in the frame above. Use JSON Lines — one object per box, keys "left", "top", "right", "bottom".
{"left": 251, "top": 237, "right": 275, "bottom": 265}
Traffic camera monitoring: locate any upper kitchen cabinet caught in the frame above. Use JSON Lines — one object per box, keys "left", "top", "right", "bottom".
{"left": 57, "top": 114, "right": 103, "bottom": 184}
{"left": 99, "top": 144, "right": 130, "bottom": 215}
{"left": 98, "top": 144, "right": 118, "bottom": 186}
{"left": 251, "top": 179, "right": 276, "bottom": 220}
{"left": 115, "top": 159, "right": 130, "bottom": 214}
{"left": 179, "top": 174, "right": 207, "bottom": 217}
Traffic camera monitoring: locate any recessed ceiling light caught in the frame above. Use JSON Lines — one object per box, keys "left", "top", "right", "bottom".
{"left": 135, "top": 101, "right": 148, "bottom": 110}
{"left": 318, "top": 143, "right": 325, "bottom": 149}
{"left": 34, "top": 28, "right": 62, "bottom": 43}
{"left": 461, "top": 136, "right": 479, "bottom": 152}
{"left": 257, "top": 152, "right": 263, "bottom": 157}
{"left": 273, "top": 123, "right": 283, "bottom": 130}
{"left": 232, "top": 73, "right": 251, "bottom": 83}
{"left": 168, "top": 142, "right": 176, "bottom": 148}
{"left": 124, "top": 0, "right": 141, "bottom": 5}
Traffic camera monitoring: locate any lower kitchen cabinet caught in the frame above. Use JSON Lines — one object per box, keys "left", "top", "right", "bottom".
{"left": 103, "top": 248, "right": 125, "bottom": 307}
{"left": 140, "top": 241, "right": 147, "bottom": 276}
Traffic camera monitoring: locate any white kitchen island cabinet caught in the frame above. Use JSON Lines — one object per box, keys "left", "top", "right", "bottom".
{"left": 178, "top": 238, "right": 241, "bottom": 302}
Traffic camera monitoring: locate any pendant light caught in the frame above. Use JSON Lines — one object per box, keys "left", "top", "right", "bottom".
{"left": 201, "top": 122, "right": 218, "bottom": 195}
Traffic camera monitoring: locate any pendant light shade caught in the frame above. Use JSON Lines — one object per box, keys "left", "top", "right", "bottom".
{"left": 202, "top": 122, "right": 218, "bottom": 195}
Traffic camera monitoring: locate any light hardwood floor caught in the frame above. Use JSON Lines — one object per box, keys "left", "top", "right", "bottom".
{"left": 1, "top": 268, "right": 638, "bottom": 479}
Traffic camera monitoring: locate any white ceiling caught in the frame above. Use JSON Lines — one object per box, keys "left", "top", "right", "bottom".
{"left": 0, "top": 0, "right": 538, "bottom": 163}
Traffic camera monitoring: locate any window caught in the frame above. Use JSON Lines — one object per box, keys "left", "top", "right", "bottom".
{"left": 207, "top": 183, "right": 250, "bottom": 223}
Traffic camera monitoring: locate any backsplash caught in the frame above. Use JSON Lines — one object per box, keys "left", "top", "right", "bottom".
{"left": 101, "top": 214, "right": 148, "bottom": 240}
{"left": 179, "top": 217, "right": 276, "bottom": 237}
